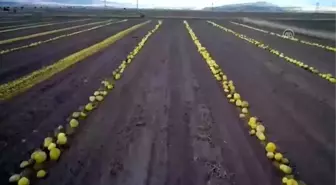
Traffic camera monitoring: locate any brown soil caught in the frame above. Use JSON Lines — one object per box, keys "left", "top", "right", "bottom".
{"left": 190, "top": 20, "right": 335, "bottom": 185}
{"left": 0, "top": 20, "right": 155, "bottom": 184}
{"left": 0, "top": 18, "right": 96, "bottom": 40}
{"left": 0, "top": 19, "right": 144, "bottom": 83}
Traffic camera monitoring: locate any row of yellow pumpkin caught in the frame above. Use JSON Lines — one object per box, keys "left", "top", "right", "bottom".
{"left": 0, "top": 18, "right": 91, "bottom": 34}
{"left": 8, "top": 20, "right": 162, "bottom": 185}
{"left": 0, "top": 20, "right": 126, "bottom": 55}
{"left": 230, "top": 21, "right": 336, "bottom": 52}
{"left": 0, "top": 21, "right": 150, "bottom": 101}
{"left": 208, "top": 21, "right": 336, "bottom": 84}
{"left": 184, "top": 20, "right": 301, "bottom": 185}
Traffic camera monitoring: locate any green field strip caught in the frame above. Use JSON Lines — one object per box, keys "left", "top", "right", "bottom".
{"left": 0, "top": 20, "right": 127, "bottom": 55}
{"left": 208, "top": 21, "right": 336, "bottom": 84}
{"left": 0, "top": 18, "right": 91, "bottom": 33}
{"left": 0, "top": 20, "right": 151, "bottom": 101}
{"left": 0, "top": 19, "right": 116, "bottom": 45}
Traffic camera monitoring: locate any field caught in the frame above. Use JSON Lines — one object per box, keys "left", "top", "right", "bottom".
{"left": 0, "top": 12, "right": 335, "bottom": 185}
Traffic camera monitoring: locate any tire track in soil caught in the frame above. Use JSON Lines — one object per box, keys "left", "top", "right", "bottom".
{"left": 192, "top": 21, "right": 335, "bottom": 185}
{"left": 111, "top": 21, "right": 170, "bottom": 185}
{"left": 175, "top": 24, "right": 234, "bottom": 185}
{"left": 164, "top": 21, "right": 195, "bottom": 185}
{"left": 0, "top": 19, "right": 144, "bottom": 84}
{"left": 33, "top": 20, "right": 170, "bottom": 185}
{"left": 0, "top": 22, "right": 155, "bottom": 185}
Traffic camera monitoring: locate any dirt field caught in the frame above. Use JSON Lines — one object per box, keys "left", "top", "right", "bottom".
{"left": 268, "top": 19, "right": 336, "bottom": 32}
{"left": 0, "top": 16, "right": 334, "bottom": 185}
{"left": 0, "top": 19, "right": 144, "bottom": 83}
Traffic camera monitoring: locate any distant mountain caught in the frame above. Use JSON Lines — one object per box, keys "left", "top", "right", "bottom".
{"left": 203, "top": 1, "right": 285, "bottom": 12}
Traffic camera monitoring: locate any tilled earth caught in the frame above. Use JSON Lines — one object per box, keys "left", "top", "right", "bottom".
{"left": 0, "top": 18, "right": 96, "bottom": 40}
{"left": 0, "top": 19, "right": 144, "bottom": 83}
{"left": 0, "top": 18, "right": 334, "bottom": 185}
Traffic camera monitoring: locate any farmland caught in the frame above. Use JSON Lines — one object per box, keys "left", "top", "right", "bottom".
{"left": 0, "top": 12, "right": 335, "bottom": 185}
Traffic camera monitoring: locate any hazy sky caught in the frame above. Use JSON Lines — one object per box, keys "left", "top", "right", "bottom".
{"left": 119, "top": 0, "right": 334, "bottom": 8}
{"left": 9, "top": 0, "right": 336, "bottom": 9}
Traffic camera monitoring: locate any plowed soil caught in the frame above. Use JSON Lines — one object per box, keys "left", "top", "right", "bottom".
{"left": 0, "top": 18, "right": 95, "bottom": 40}
{"left": 0, "top": 19, "right": 334, "bottom": 185}
{"left": 0, "top": 19, "right": 144, "bottom": 83}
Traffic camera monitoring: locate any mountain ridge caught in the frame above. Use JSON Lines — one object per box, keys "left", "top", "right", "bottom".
{"left": 203, "top": 1, "right": 286, "bottom": 12}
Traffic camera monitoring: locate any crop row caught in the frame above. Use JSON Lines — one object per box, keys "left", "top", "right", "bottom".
{"left": 0, "top": 19, "right": 117, "bottom": 45}
{"left": 0, "top": 20, "right": 127, "bottom": 55}
{"left": 0, "top": 18, "right": 91, "bottom": 33}
{"left": 184, "top": 20, "right": 302, "bottom": 185}
{"left": 0, "top": 20, "right": 150, "bottom": 100}
{"left": 8, "top": 20, "right": 162, "bottom": 185}
{"left": 230, "top": 21, "right": 336, "bottom": 52}
{"left": 209, "top": 21, "right": 336, "bottom": 84}
{"left": 0, "top": 19, "right": 38, "bottom": 24}
{"left": 0, "top": 19, "right": 52, "bottom": 30}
